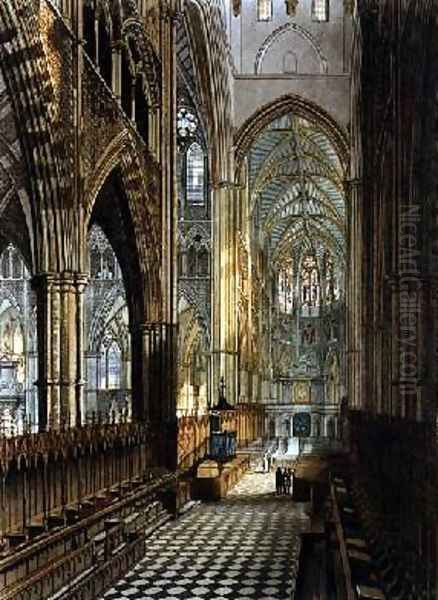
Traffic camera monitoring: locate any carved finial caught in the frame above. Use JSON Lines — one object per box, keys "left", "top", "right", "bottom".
{"left": 233, "top": 0, "right": 241, "bottom": 17}
{"left": 285, "top": 0, "right": 299, "bottom": 16}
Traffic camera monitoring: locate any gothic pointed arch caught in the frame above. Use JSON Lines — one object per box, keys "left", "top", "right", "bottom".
{"left": 234, "top": 94, "right": 349, "bottom": 183}
{"left": 84, "top": 130, "right": 162, "bottom": 322}
{"left": 0, "top": 1, "right": 71, "bottom": 219}
{"left": 184, "top": 0, "right": 233, "bottom": 183}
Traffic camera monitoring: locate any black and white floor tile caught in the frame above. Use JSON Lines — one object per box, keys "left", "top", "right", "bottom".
{"left": 101, "top": 471, "right": 309, "bottom": 599}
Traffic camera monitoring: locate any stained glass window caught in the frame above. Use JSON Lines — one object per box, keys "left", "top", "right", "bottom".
{"left": 278, "top": 261, "right": 294, "bottom": 313}
{"left": 301, "top": 255, "right": 320, "bottom": 307}
{"left": 107, "top": 342, "right": 121, "bottom": 389}
{"left": 186, "top": 142, "right": 205, "bottom": 204}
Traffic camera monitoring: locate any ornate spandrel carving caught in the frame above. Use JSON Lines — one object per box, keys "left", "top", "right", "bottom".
{"left": 80, "top": 57, "right": 123, "bottom": 180}
{"left": 39, "top": 1, "right": 75, "bottom": 195}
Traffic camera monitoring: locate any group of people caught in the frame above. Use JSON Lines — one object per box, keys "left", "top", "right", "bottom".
{"left": 275, "top": 466, "right": 294, "bottom": 495}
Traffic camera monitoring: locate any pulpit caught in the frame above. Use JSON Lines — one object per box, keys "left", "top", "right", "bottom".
{"left": 208, "top": 376, "right": 236, "bottom": 461}
{"left": 194, "top": 377, "right": 244, "bottom": 499}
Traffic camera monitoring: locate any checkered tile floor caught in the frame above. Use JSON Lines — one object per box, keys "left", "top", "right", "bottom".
{"left": 101, "top": 471, "right": 309, "bottom": 599}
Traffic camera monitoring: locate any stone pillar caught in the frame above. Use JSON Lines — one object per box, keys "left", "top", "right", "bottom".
{"left": 346, "top": 178, "right": 363, "bottom": 410}
{"left": 32, "top": 272, "right": 88, "bottom": 431}
{"left": 85, "top": 351, "right": 99, "bottom": 414}
{"left": 131, "top": 322, "right": 177, "bottom": 461}
{"left": 111, "top": 41, "right": 122, "bottom": 100}
{"left": 158, "top": 1, "right": 178, "bottom": 469}
{"left": 211, "top": 182, "right": 238, "bottom": 406}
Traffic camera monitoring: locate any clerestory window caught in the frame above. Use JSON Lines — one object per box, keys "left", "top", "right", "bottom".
{"left": 312, "top": 0, "right": 329, "bottom": 22}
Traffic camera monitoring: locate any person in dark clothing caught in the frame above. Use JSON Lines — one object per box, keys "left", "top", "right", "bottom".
{"left": 275, "top": 466, "right": 283, "bottom": 495}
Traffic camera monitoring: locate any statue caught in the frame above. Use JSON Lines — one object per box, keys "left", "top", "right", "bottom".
{"left": 233, "top": 0, "right": 241, "bottom": 17}
{"left": 285, "top": 0, "right": 299, "bottom": 16}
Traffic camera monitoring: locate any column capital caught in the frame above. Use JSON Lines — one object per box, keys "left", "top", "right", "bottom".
{"left": 31, "top": 271, "right": 89, "bottom": 289}
{"left": 210, "top": 180, "right": 236, "bottom": 191}
{"left": 135, "top": 321, "right": 169, "bottom": 332}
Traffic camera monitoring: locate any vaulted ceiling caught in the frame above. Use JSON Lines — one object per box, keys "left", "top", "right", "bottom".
{"left": 248, "top": 113, "right": 346, "bottom": 266}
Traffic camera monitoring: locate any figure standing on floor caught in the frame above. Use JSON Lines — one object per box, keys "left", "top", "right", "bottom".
{"left": 283, "top": 468, "right": 290, "bottom": 495}
{"left": 285, "top": 468, "right": 292, "bottom": 495}
{"left": 275, "top": 466, "right": 283, "bottom": 495}
{"left": 267, "top": 454, "right": 272, "bottom": 472}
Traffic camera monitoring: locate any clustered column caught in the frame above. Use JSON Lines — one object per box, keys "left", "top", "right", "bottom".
{"left": 211, "top": 182, "right": 239, "bottom": 405}
{"left": 33, "top": 272, "right": 88, "bottom": 431}
{"left": 346, "top": 178, "right": 363, "bottom": 410}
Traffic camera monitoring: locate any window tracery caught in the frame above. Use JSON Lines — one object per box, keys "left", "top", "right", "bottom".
{"left": 300, "top": 254, "right": 320, "bottom": 308}
{"left": 0, "top": 244, "right": 36, "bottom": 434}
{"left": 186, "top": 142, "right": 205, "bottom": 205}
{"left": 85, "top": 225, "right": 131, "bottom": 420}
{"left": 277, "top": 259, "right": 294, "bottom": 313}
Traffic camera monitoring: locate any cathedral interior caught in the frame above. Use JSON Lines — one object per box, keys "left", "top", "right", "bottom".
{"left": 0, "top": 0, "right": 436, "bottom": 598}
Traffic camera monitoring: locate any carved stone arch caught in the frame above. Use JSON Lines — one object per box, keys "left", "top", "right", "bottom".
{"left": 122, "top": 18, "right": 161, "bottom": 107}
{"left": 88, "top": 283, "right": 126, "bottom": 351}
{"left": 177, "top": 304, "right": 209, "bottom": 409}
{"left": 0, "top": 1, "right": 68, "bottom": 219}
{"left": 184, "top": 0, "right": 233, "bottom": 183}
{"left": 185, "top": 223, "right": 211, "bottom": 250}
{"left": 0, "top": 72, "right": 35, "bottom": 270}
{"left": 117, "top": 145, "right": 162, "bottom": 320}
{"left": 84, "top": 129, "right": 161, "bottom": 322}
{"left": 95, "top": 0, "right": 114, "bottom": 33}
{"left": 234, "top": 94, "right": 350, "bottom": 184}
{"left": 178, "top": 286, "right": 206, "bottom": 328}
{"left": 255, "top": 22, "right": 329, "bottom": 75}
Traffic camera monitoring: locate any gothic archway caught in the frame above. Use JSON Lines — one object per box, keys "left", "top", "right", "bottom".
{"left": 234, "top": 93, "right": 349, "bottom": 183}
{"left": 234, "top": 96, "right": 349, "bottom": 452}
{"left": 0, "top": 244, "right": 36, "bottom": 434}
{"left": 84, "top": 224, "right": 131, "bottom": 422}
{"left": 87, "top": 167, "right": 155, "bottom": 422}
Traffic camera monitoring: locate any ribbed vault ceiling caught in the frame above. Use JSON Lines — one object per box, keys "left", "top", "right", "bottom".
{"left": 249, "top": 113, "right": 345, "bottom": 266}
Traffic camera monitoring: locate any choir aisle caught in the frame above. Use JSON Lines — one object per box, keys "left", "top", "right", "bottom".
{"left": 101, "top": 470, "right": 309, "bottom": 599}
